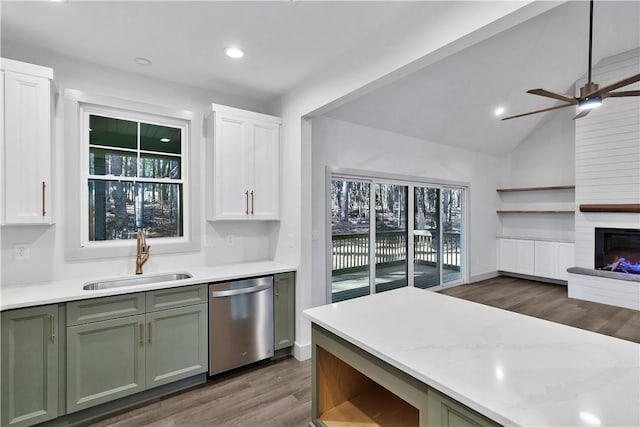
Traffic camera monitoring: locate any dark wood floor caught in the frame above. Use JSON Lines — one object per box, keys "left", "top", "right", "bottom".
{"left": 89, "top": 276, "right": 639, "bottom": 426}
{"left": 441, "top": 275, "right": 640, "bottom": 343}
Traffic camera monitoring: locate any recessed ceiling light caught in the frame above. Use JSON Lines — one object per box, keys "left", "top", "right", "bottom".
{"left": 494, "top": 106, "right": 505, "bottom": 116}
{"left": 225, "top": 47, "right": 245, "bottom": 59}
{"left": 134, "top": 57, "right": 152, "bottom": 66}
{"left": 160, "top": 138, "right": 171, "bottom": 143}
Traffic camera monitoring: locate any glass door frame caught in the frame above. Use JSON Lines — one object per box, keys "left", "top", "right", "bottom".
{"left": 326, "top": 167, "right": 469, "bottom": 303}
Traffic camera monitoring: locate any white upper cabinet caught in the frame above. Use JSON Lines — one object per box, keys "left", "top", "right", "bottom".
{"left": 206, "top": 104, "right": 280, "bottom": 220}
{"left": 1, "top": 58, "right": 55, "bottom": 225}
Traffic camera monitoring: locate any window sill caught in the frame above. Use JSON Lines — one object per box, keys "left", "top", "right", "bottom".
{"left": 65, "top": 237, "right": 199, "bottom": 261}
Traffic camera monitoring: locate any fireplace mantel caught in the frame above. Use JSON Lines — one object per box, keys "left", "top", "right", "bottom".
{"left": 579, "top": 204, "right": 640, "bottom": 213}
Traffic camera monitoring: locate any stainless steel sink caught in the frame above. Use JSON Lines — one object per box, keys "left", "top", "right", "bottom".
{"left": 83, "top": 272, "right": 193, "bottom": 290}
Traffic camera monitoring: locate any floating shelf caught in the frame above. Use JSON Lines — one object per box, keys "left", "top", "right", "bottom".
{"left": 579, "top": 204, "right": 640, "bottom": 213}
{"left": 497, "top": 185, "right": 575, "bottom": 193}
{"left": 497, "top": 210, "right": 575, "bottom": 214}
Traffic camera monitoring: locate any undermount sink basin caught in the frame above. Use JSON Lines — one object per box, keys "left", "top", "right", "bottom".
{"left": 83, "top": 272, "right": 193, "bottom": 290}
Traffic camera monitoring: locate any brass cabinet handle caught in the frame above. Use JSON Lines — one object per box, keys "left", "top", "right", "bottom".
{"left": 148, "top": 321, "right": 152, "bottom": 346}
{"left": 245, "top": 191, "right": 249, "bottom": 215}
{"left": 139, "top": 323, "right": 144, "bottom": 348}
{"left": 275, "top": 282, "right": 279, "bottom": 297}
{"left": 250, "top": 191, "right": 254, "bottom": 215}
{"left": 42, "top": 181, "right": 46, "bottom": 217}
{"left": 49, "top": 314, "right": 55, "bottom": 343}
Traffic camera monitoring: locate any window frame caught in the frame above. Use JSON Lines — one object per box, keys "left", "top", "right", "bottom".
{"left": 64, "top": 89, "right": 199, "bottom": 261}
{"left": 80, "top": 104, "right": 189, "bottom": 248}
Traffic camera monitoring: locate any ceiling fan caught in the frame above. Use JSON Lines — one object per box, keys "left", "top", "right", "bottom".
{"left": 502, "top": 0, "right": 640, "bottom": 121}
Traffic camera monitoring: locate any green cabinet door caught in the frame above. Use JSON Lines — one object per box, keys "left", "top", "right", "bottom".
{"left": 1, "top": 305, "right": 59, "bottom": 427}
{"left": 66, "top": 314, "right": 146, "bottom": 413}
{"left": 274, "top": 272, "right": 295, "bottom": 351}
{"left": 145, "top": 303, "right": 208, "bottom": 389}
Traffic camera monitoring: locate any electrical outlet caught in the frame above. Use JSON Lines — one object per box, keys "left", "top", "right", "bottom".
{"left": 14, "top": 245, "right": 30, "bottom": 260}
{"left": 226, "top": 235, "right": 234, "bottom": 246}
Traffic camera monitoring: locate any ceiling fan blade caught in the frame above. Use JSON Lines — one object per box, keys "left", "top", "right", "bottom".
{"left": 603, "top": 90, "right": 640, "bottom": 98}
{"left": 573, "top": 109, "right": 590, "bottom": 120}
{"left": 589, "top": 73, "right": 640, "bottom": 97}
{"left": 501, "top": 103, "right": 573, "bottom": 121}
{"left": 527, "top": 88, "right": 578, "bottom": 104}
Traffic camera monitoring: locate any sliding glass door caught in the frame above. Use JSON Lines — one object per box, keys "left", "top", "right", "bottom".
{"left": 330, "top": 178, "right": 371, "bottom": 302}
{"left": 375, "top": 183, "right": 408, "bottom": 293}
{"left": 330, "top": 175, "right": 465, "bottom": 303}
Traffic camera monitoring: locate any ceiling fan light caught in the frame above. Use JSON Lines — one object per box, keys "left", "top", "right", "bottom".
{"left": 578, "top": 96, "right": 602, "bottom": 111}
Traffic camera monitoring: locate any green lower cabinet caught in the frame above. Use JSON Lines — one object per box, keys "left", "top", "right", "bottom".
{"left": 66, "top": 314, "right": 146, "bottom": 413}
{"left": 1, "top": 305, "right": 59, "bottom": 427}
{"left": 274, "top": 272, "right": 295, "bottom": 351}
{"left": 145, "top": 303, "right": 208, "bottom": 388}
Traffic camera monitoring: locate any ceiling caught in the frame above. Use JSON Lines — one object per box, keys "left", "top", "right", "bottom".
{"left": 0, "top": 1, "right": 431, "bottom": 102}
{"left": 325, "top": 1, "right": 640, "bottom": 155}
{"left": 2, "top": 1, "right": 638, "bottom": 156}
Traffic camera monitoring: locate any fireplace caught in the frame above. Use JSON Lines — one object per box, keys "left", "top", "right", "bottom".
{"left": 594, "top": 228, "right": 640, "bottom": 275}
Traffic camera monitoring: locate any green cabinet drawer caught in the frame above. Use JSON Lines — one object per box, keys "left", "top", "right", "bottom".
{"left": 66, "top": 293, "right": 145, "bottom": 326}
{"left": 146, "top": 284, "right": 207, "bottom": 312}
{"left": 1, "top": 305, "right": 59, "bottom": 427}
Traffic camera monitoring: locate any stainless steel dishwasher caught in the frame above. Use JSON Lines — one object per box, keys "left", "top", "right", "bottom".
{"left": 209, "top": 276, "right": 274, "bottom": 375}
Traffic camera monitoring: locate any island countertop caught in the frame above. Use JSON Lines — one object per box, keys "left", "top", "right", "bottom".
{"left": 1, "top": 261, "right": 295, "bottom": 311}
{"left": 303, "top": 287, "right": 640, "bottom": 427}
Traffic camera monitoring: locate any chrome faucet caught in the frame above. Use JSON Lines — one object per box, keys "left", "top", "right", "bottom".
{"left": 135, "top": 231, "right": 150, "bottom": 275}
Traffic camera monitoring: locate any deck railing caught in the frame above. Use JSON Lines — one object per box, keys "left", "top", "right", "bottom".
{"left": 332, "top": 231, "right": 460, "bottom": 273}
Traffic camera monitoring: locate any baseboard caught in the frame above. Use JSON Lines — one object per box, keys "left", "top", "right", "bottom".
{"left": 294, "top": 341, "right": 311, "bottom": 361}
{"left": 469, "top": 270, "right": 500, "bottom": 283}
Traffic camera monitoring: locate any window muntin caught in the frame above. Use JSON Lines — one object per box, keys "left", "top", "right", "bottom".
{"left": 84, "top": 112, "right": 186, "bottom": 243}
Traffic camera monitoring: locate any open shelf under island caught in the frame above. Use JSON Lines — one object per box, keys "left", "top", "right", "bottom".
{"left": 304, "top": 287, "right": 639, "bottom": 427}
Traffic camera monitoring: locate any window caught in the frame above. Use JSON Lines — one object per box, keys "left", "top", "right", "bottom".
{"left": 330, "top": 173, "right": 466, "bottom": 303}
{"left": 82, "top": 107, "right": 188, "bottom": 245}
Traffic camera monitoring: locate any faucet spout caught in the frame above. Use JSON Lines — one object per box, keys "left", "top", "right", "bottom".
{"left": 135, "top": 231, "right": 150, "bottom": 275}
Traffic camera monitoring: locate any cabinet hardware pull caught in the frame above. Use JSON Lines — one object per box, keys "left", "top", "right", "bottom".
{"left": 148, "top": 321, "right": 152, "bottom": 345}
{"left": 42, "top": 181, "right": 46, "bottom": 217}
{"left": 49, "top": 314, "right": 55, "bottom": 343}
{"left": 139, "top": 323, "right": 144, "bottom": 347}
{"left": 275, "top": 282, "right": 279, "bottom": 297}
{"left": 245, "top": 191, "right": 249, "bottom": 215}
{"left": 250, "top": 191, "right": 254, "bottom": 215}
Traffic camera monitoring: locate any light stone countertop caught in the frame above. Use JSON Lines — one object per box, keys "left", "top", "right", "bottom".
{"left": 304, "top": 287, "right": 640, "bottom": 427}
{"left": 0, "top": 261, "right": 295, "bottom": 311}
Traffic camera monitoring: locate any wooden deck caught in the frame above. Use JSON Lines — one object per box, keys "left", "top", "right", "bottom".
{"left": 332, "top": 264, "right": 461, "bottom": 302}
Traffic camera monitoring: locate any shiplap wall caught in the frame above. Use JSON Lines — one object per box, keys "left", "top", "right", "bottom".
{"left": 574, "top": 48, "right": 640, "bottom": 269}
{"left": 570, "top": 48, "right": 640, "bottom": 310}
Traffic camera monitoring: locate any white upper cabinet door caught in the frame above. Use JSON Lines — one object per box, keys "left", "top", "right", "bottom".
{"left": 534, "top": 241, "right": 557, "bottom": 279}
{"left": 555, "top": 242, "right": 575, "bottom": 281}
{"left": 207, "top": 104, "right": 281, "bottom": 221}
{"left": 213, "top": 114, "right": 250, "bottom": 220}
{"left": 1, "top": 65, "right": 54, "bottom": 225}
{"left": 249, "top": 120, "right": 279, "bottom": 220}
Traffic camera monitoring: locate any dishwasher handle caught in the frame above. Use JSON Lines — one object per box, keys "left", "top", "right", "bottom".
{"left": 211, "top": 282, "right": 272, "bottom": 298}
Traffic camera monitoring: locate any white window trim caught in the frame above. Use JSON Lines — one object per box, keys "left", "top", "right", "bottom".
{"left": 64, "top": 89, "right": 200, "bottom": 260}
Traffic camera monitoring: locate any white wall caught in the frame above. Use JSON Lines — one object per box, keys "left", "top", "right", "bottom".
{"left": 311, "top": 116, "right": 504, "bottom": 304}
{"left": 499, "top": 108, "right": 576, "bottom": 241}
{"left": 1, "top": 43, "right": 273, "bottom": 285}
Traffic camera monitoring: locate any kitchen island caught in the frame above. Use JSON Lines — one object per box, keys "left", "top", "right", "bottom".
{"left": 304, "top": 287, "right": 639, "bottom": 426}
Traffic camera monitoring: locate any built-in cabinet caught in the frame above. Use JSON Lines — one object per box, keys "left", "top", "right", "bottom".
{"left": 0, "top": 58, "right": 55, "bottom": 225}
{"left": 274, "top": 271, "right": 295, "bottom": 351}
{"left": 206, "top": 103, "right": 281, "bottom": 220}
{"left": 1, "top": 305, "right": 59, "bottom": 427}
{"left": 497, "top": 238, "right": 574, "bottom": 281}
{"left": 65, "top": 285, "right": 208, "bottom": 413}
